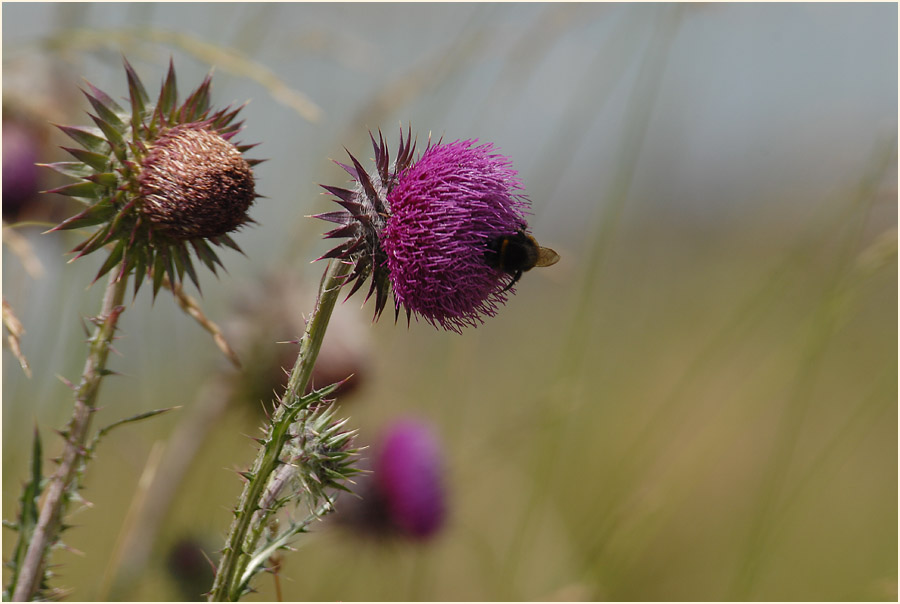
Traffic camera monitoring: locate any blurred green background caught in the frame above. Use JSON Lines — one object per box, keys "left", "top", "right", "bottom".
{"left": 3, "top": 3, "right": 896, "bottom": 601}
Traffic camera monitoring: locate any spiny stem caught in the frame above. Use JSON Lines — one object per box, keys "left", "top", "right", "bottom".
{"left": 209, "top": 259, "right": 351, "bottom": 602}
{"left": 11, "top": 270, "right": 128, "bottom": 602}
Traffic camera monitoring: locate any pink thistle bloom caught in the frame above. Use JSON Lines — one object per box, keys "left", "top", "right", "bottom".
{"left": 374, "top": 419, "right": 446, "bottom": 539}
{"left": 382, "top": 140, "right": 530, "bottom": 332}
{"left": 317, "top": 129, "right": 556, "bottom": 333}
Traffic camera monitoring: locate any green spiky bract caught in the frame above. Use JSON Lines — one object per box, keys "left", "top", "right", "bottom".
{"left": 43, "top": 58, "right": 261, "bottom": 298}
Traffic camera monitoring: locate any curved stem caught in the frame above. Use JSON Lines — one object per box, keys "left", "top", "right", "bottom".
{"left": 209, "top": 260, "right": 351, "bottom": 602}
{"left": 11, "top": 271, "right": 129, "bottom": 602}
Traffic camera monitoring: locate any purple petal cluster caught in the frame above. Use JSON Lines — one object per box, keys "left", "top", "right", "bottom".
{"left": 318, "top": 132, "right": 533, "bottom": 332}
{"left": 374, "top": 419, "right": 446, "bottom": 539}
{"left": 382, "top": 140, "right": 530, "bottom": 332}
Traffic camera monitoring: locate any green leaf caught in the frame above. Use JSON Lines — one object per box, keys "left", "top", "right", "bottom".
{"left": 151, "top": 251, "right": 167, "bottom": 299}
{"left": 107, "top": 196, "right": 136, "bottom": 237}
{"left": 158, "top": 245, "right": 177, "bottom": 289}
{"left": 211, "top": 105, "right": 243, "bottom": 130}
{"left": 171, "top": 243, "right": 186, "bottom": 283}
{"left": 27, "top": 427, "right": 43, "bottom": 523}
{"left": 5, "top": 427, "right": 44, "bottom": 599}
{"left": 70, "top": 224, "right": 112, "bottom": 258}
{"left": 132, "top": 248, "right": 148, "bottom": 299}
{"left": 190, "top": 239, "right": 221, "bottom": 275}
{"left": 87, "top": 407, "right": 180, "bottom": 454}
{"left": 182, "top": 73, "right": 212, "bottom": 122}
{"left": 83, "top": 81, "right": 125, "bottom": 115}
{"left": 173, "top": 242, "right": 201, "bottom": 292}
{"left": 210, "top": 233, "right": 244, "bottom": 255}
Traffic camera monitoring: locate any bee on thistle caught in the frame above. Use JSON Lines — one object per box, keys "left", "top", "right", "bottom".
{"left": 485, "top": 229, "right": 560, "bottom": 293}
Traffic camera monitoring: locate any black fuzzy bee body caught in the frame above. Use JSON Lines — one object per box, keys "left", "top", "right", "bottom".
{"left": 485, "top": 229, "right": 560, "bottom": 292}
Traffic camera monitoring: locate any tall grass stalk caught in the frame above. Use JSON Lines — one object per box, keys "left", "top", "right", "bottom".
{"left": 730, "top": 138, "right": 897, "bottom": 599}
{"left": 501, "top": 6, "right": 684, "bottom": 595}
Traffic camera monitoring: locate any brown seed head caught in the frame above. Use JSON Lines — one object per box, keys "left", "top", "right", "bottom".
{"left": 139, "top": 125, "right": 255, "bottom": 239}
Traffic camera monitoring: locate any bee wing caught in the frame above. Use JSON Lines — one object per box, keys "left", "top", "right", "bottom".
{"left": 534, "top": 246, "right": 560, "bottom": 268}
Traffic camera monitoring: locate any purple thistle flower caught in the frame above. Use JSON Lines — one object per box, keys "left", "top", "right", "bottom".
{"left": 318, "top": 130, "right": 557, "bottom": 332}
{"left": 382, "top": 140, "right": 530, "bottom": 331}
{"left": 331, "top": 418, "right": 446, "bottom": 541}
{"left": 374, "top": 419, "right": 446, "bottom": 539}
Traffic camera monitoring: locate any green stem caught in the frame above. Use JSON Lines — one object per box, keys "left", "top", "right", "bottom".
{"left": 11, "top": 271, "right": 129, "bottom": 602}
{"left": 209, "top": 259, "right": 351, "bottom": 602}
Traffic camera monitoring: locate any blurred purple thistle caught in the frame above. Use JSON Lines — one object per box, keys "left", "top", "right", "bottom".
{"left": 374, "top": 418, "right": 446, "bottom": 539}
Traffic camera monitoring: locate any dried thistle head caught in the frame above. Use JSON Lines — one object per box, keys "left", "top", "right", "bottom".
{"left": 43, "top": 58, "right": 262, "bottom": 297}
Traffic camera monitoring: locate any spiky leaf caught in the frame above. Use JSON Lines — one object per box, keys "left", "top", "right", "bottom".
{"left": 85, "top": 172, "right": 119, "bottom": 188}
{"left": 157, "top": 60, "right": 179, "bottom": 121}
{"left": 56, "top": 125, "right": 108, "bottom": 154}
{"left": 82, "top": 88, "right": 126, "bottom": 131}
{"left": 49, "top": 199, "right": 116, "bottom": 232}
{"left": 181, "top": 73, "right": 212, "bottom": 122}
{"left": 61, "top": 147, "right": 112, "bottom": 172}
{"left": 41, "top": 160, "right": 97, "bottom": 181}
{"left": 123, "top": 58, "right": 150, "bottom": 126}
{"left": 3, "top": 428, "right": 46, "bottom": 600}
{"left": 89, "top": 115, "right": 126, "bottom": 160}
{"left": 46, "top": 181, "right": 105, "bottom": 200}
{"left": 93, "top": 239, "right": 126, "bottom": 283}
{"left": 87, "top": 407, "right": 179, "bottom": 454}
